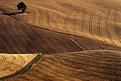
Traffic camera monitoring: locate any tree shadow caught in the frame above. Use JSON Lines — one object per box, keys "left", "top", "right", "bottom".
{"left": 2, "top": 12, "right": 24, "bottom": 16}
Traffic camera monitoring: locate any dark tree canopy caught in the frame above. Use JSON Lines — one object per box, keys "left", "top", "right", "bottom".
{"left": 17, "top": 2, "right": 27, "bottom": 10}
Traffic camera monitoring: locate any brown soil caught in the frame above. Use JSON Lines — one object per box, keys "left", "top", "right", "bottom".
{"left": 0, "top": 0, "right": 121, "bottom": 81}
{"left": 0, "top": 8, "right": 120, "bottom": 54}
{"left": 5, "top": 51, "right": 121, "bottom": 81}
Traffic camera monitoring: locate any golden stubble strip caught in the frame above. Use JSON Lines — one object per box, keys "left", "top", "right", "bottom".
{"left": 0, "top": 54, "right": 38, "bottom": 79}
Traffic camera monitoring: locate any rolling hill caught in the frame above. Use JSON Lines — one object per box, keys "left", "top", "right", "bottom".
{"left": 0, "top": 0, "right": 121, "bottom": 81}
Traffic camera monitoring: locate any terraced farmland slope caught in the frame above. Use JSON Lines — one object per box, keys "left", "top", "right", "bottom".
{"left": 5, "top": 51, "right": 121, "bottom": 81}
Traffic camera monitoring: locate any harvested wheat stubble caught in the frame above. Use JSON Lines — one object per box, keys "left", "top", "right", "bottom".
{"left": 0, "top": 54, "right": 42, "bottom": 80}
{"left": 1, "top": 0, "right": 121, "bottom": 47}
{"left": 0, "top": 0, "right": 121, "bottom": 54}
{"left": 5, "top": 50, "right": 121, "bottom": 81}
{"left": 0, "top": 13, "right": 120, "bottom": 54}
{"left": 0, "top": 0, "right": 121, "bottom": 81}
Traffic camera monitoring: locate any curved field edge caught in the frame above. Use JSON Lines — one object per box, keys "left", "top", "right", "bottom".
{"left": 1, "top": 0, "right": 121, "bottom": 47}
{"left": 0, "top": 54, "right": 42, "bottom": 81}
{"left": 0, "top": 3, "right": 121, "bottom": 54}
{"left": 6, "top": 50, "right": 121, "bottom": 81}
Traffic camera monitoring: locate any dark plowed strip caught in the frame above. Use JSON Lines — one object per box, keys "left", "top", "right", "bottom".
{"left": 0, "top": 15, "right": 121, "bottom": 54}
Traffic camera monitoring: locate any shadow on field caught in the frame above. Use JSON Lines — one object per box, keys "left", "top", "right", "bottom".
{"left": 2, "top": 12, "right": 23, "bottom": 16}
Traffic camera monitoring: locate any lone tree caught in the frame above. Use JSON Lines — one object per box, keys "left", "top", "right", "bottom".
{"left": 17, "top": 1, "right": 27, "bottom": 13}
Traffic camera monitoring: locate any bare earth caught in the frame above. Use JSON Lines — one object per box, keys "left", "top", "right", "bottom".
{"left": 0, "top": 54, "right": 38, "bottom": 79}
{"left": 4, "top": 51, "right": 121, "bottom": 81}
{"left": 0, "top": 0, "right": 121, "bottom": 81}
